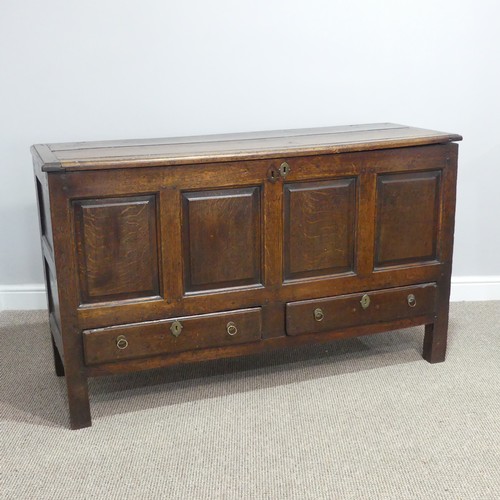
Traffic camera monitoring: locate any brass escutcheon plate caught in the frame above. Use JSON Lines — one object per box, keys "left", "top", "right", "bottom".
{"left": 170, "top": 320, "right": 183, "bottom": 337}
{"left": 360, "top": 294, "right": 370, "bottom": 309}
{"left": 279, "top": 162, "right": 291, "bottom": 177}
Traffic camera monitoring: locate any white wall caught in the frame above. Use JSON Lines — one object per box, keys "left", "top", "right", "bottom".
{"left": 1, "top": 0, "right": 499, "bottom": 307}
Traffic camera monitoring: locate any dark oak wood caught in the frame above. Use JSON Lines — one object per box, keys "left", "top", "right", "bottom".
{"left": 75, "top": 263, "right": 443, "bottom": 330}
{"left": 83, "top": 307, "right": 262, "bottom": 365}
{"left": 34, "top": 152, "right": 64, "bottom": 382}
{"left": 182, "top": 187, "right": 261, "bottom": 292}
{"left": 375, "top": 171, "right": 441, "bottom": 267}
{"left": 286, "top": 283, "right": 437, "bottom": 336}
{"left": 35, "top": 176, "right": 54, "bottom": 252}
{"left": 51, "top": 334, "right": 65, "bottom": 377}
{"left": 47, "top": 171, "right": 92, "bottom": 430}
{"left": 88, "top": 314, "right": 436, "bottom": 377}
{"left": 423, "top": 144, "right": 459, "bottom": 363}
{"left": 284, "top": 178, "right": 356, "bottom": 280}
{"left": 33, "top": 123, "right": 462, "bottom": 171}
{"left": 32, "top": 124, "right": 461, "bottom": 428}
{"left": 74, "top": 195, "right": 160, "bottom": 304}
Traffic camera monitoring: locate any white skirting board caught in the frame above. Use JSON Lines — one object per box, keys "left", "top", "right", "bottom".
{"left": 1, "top": 278, "right": 500, "bottom": 311}
{"left": 449, "top": 276, "right": 500, "bottom": 302}
{"left": 0, "top": 284, "right": 47, "bottom": 311}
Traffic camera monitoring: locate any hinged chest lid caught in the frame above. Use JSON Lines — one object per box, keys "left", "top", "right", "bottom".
{"left": 31, "top": 123, "right": 462, "bottom": 172}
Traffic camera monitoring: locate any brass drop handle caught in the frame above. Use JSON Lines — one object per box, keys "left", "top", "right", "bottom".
{"left": 314, "top": 308, "right": 324, "bottom": 322}
{"left": 227, "top": 321, "right": 238, "bottom": 336}
{"left": 116, "top": 335, "right": 128, "bottom": 350}
{"left": 170, "top": 320, "right": 183, "bottom": 337}
{"left": 407, "top": 294, "right": 417, "bottom": 308}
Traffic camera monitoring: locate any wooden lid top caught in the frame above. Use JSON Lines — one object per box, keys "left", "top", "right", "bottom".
{"left": 32, "top": 123, "right": 462, "bottom": 172}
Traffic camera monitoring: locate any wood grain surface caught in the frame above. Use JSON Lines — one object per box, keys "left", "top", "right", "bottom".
{"left": 83, "top": 307, "right": 262, "bottom": 365}
{"left": 32, "top": 123, "right": 462, "bottom": 171}
{"left": 74, "top": 195, "right": 160, "bottom": 304}
{"left": 182, "top": 187, "right": 262, "bottom": 292}
{"left": 286, "top": 283, "right": 438, "bottom": 336}
{"left": 375, "top": 171, "right": 441, "bottom": 267}
{"left": 31, "top": 124, "right": 461, "bottom": 428}
{"left": 284, "top": 178, "right": 356, "bottom": 280}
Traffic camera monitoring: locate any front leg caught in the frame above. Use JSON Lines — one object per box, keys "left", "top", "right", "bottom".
{"left": 423, "top": 318, "right": 448, "bottom": 363}
{"left": 65, "top": 367, "right": 92, "bottom": 429}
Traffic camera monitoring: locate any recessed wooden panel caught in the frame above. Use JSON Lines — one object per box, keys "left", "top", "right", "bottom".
{"left": 375, "top": 171, "right": 441, "bottom": 267}
{"left": 74, "top": 195, "right": 160, "bottom": 304}
{"left": 182, "top": 187, "right": 261, "bottom": 292}
{"left": 284, "top": 178, "right": 356, "bottom": 280}
{"left": 44, "top": 259, "right": 61, "bottom": 328}
{"left": 36, "top": 177, "right": 53, "bottom": 251}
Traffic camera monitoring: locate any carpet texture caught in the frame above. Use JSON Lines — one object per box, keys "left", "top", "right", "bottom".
{"left": 1, "top": 302, "right": 499, "bottom": 499}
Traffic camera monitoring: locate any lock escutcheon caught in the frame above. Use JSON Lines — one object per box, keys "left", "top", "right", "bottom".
{"left": 360, "top": 294, "right": 370, "bottom": 309}
{"left": 170, "top": 320, "right": 183, "bottom": 337}
{"left": 267, "top": 166, "right": 279, "bottom": 183}
{"left": 279, "top": 162, "right": 291, "bottom": 177}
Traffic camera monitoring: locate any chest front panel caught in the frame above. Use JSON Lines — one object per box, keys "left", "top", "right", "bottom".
{"left": 54, "top": 144, "right": 453, "bottom": 332}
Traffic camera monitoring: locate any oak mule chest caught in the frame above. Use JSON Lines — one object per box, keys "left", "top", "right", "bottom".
{"left": 32, "top": 123, "right": 462, "bottom": 429}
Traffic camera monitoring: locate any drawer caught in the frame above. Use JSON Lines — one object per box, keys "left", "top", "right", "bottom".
{"left": 83, "top": 307, "right": 262, "bottom": 365}
{"left": 286, "top": 283, "right": 437, "bottom": 336}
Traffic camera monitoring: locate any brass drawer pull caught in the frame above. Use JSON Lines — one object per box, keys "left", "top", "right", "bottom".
{"left": 360, "top": 294, "right": 370, "bottom": 309}
{"left": 314, "top": 308, "right": 324, "bottom": 322}
{"left": 170, "top": 320, "right": 183, "bottom": 337}
{"left": 407, "top": 294, "right": 417, "bottom": 307}
{"left": 227, "top": 321, "right": 238, "bottom": 336}
{"left": 116, "top": 335, "right": 128, "bottom": 350}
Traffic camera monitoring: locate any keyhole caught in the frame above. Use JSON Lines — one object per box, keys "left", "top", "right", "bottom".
{"left": 268, "top": 167, "right": 279, "bottom": 182}
{"left": 279, "top": 162, "right": 290, "bottom": 177}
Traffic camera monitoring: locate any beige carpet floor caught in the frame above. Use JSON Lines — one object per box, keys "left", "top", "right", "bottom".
{"left": 1, "top": 302, "right": 499, "bottom": 499}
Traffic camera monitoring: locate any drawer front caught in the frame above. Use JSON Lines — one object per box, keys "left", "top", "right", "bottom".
{"left": 83, "top": 307, "right": 262, "bottom": 365}
{"left": 286, "top": 283, "right": 437, "bottom": 336}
